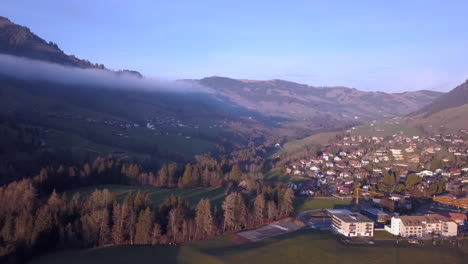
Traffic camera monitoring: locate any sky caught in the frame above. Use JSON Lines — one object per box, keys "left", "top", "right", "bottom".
{"left": 1, "top": 0, "right": 468, "bottom": 92}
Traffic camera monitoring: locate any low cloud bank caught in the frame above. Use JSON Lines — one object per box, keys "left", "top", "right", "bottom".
{"left": 0, "top": 53, "right": 204, "bottom": 93}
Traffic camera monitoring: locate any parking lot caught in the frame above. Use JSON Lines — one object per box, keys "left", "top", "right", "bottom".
{"left": 237, "top": 219, "right": 303, "bottom": 242}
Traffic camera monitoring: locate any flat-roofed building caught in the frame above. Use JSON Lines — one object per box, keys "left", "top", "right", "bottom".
{"left": 388, "top": 214, "right": 457, "bottom": 237}
{"left": 361, "top": 208, "right": 390, "bottom": 223}
{"left": 331, "top": 213, "right": 374, "bottom": 237}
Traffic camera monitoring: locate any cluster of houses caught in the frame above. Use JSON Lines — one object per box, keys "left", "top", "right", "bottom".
{"left": 285, "top": 130, "right": 468, "bottom": 200}
{"left": 46, "top": 111, "right": 226, "bottom": 139}
{"left": 290, "top": 129, "right": 468, "bottom": 239}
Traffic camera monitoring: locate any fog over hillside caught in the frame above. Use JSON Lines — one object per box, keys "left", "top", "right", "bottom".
{"left": 0, "top": 53, "right": 205, "bottom": 93}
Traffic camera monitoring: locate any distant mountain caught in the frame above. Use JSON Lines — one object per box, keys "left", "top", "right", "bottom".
{"left": 411, "top": 79, "right": 468, "bottom": 117}
{"left": 407, "top": 79, "right": 468, "bottom": 131}
{"left": 192, "top": 76, "right": 443, "bottom": 122}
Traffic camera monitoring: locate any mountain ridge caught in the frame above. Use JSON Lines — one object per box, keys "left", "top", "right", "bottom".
{"left": 190, "top": 76, "right": 444, "bottom": 122}
{"left": 410, "top": 79, "right": 468, "bottom": 117}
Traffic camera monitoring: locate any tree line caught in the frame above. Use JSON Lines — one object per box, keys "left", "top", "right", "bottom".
{"left": 0, "top": 178, "right": 294, "bottom": 263}
{"left": 29, "top": 154, "right": 269, "bottom": 195}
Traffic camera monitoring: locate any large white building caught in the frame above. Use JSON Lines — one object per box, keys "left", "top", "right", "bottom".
{"left": 331, "top": 213, "right": 374, "bottom": 237}
{"left": 387, "top": 214, "right": 457, "bottom": 237}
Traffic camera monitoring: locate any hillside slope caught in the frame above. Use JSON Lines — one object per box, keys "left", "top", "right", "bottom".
{"left": 407, "top": 79, "right": 468, "bottom": 131}
{"left": 0, "top": 16, "right": 103, "bottom": 68}
{"left": 412, "top": 79, "right": 468, "bottom": 117}
{"left": 410, "top": 103, "right": 468, "bottom": 131}
{"left": 195, "top": 76, "right": 443, "bottom": 122}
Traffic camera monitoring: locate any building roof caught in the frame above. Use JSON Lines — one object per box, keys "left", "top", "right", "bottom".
{"left": 326, "top": 209, "right": 352, "bottom": 215}
{"left": 333, "top": 213, "right": 373, "bottom": 223}
{"left": 431, "top": 211, "right": 467, "bottom": 221}
{"left": 364, "top": 208, "right": 389, "bottom": 216}
{"left": 398, "top": 214, "right": 451, "bottom": 226}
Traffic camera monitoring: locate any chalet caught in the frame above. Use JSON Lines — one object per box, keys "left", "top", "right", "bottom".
{"left": 293, "top": 169, "right": 305, "bottom": 176}
{"left": 376, "top": 149, "right": 387, "bottom": 156}
{"left": 311, "top": 158, "right": 323, "bottom": 164}
{"left": 390, "top": 149, "right": 402, "bottom": 156}
{"left": 340, "top": 171, "right": 351, "bottom": 178}
{"left": 350, "top": 160, "right": 362, "bottom": 168}
{"left": 432, "top": 211, "right": 467, "bottom": 226}
{"left": 405, "top": 146, "right": 415, "bottom": 153}
{"left": 309, "top": 166, "right": 320, "bottom": 171}
{"left": 379, "top": 156, "right": 390, "bottom": 161}
{"left": 425, "top": 147, "right": 435, "bottom": 154}
{"left": 449, "top": 169, "right": 461, "bottom": 176}
{"left": 408, "top": 155, "right": 420, "bottom": 163}
{"left": 336, "top": 162, "right": 347, "bottom": 169}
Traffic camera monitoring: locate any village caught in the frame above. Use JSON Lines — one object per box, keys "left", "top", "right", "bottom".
{"left": 282, "top": 129, "right": 468, "bottom": 241}
{"left": 45, "top": 111, "right": 227, "bottom": 139}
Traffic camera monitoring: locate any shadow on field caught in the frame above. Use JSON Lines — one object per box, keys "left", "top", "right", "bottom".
{"left": 199, "top": 230, "right": 331, "bottom": 256}
{"left": 31, "top": 244, "right": 182, "bottom": 264}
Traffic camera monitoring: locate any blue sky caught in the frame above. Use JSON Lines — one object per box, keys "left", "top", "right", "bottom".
{"left": 2, "top": 0, "right": 468, "bottom": 92}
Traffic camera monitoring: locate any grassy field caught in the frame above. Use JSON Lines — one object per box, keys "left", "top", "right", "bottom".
{"left": 373, "top": 230, "right": 396, "bottom": 240}
{"left": 272, "top": 131, "right": 340, "bottom": 157}
{"left": 66, "top": 185, "right": 226, "bottom": 208}
{"left": 293, "top": 197, "right": 351, "bottom": 212}
{"left": 351, "top": 120, "right": 423, "bottom": 137}
{"left": 30, "top": 230, "right": 467, "bottom": 264}
{"left": 263, "top": 168, "right": 308, "bottom": 183}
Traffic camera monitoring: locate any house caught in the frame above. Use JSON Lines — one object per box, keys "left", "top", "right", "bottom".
{"left": 336, "top": 162, "right": 347, "bottom": 169}
{"left": 350, "top": 160, "right": 362, "bottom": 168}
{"left": 311, "top": 158, "right": 323, "bottom": 164}
{"left": 387, "top": 214, "right": 457, "bottom": 237}
{"left": 417, "top": 170, "right": 433, "bottom": 177}
{"left": 293, "top": 169, "right": 305, "bottom": 176}
{"left": 309, "top": 166, "right": 320, "bottom": 171}
{"left": 331, "top": 213, "right": 374, "bottom": 237}
{"left": 340, "top": 171, "right": 351, "bottom": 178}
{"left": 425, "top": 147, "right": 435, "bottom": 154}
{"left": 334, "top": 156, "right": 342, "bottom": 161}
{"left": 431, "top": 211, "right": 467, "bottom": 226}
{"left": 376, "top": 149, "right": 387, "bottom": 156}
{"left": 408, "top": 155, "right": 420, "bottom": 163}
{"left": 390, "top": 149, "right": 402, "bottom": 156}
{"left": 405, "top": 147, "right": 415, "bottom": 153}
